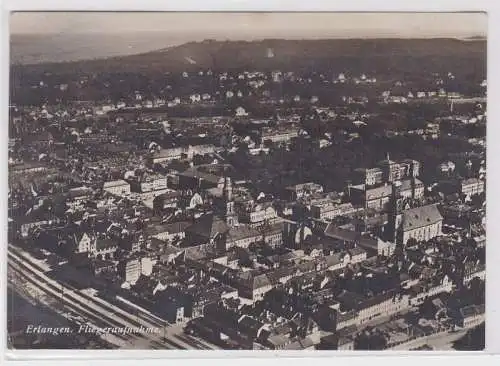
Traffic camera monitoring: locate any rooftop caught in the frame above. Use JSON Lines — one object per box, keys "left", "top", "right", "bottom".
{"left": 402, "top": 204, "right": 443, "bottom": 231}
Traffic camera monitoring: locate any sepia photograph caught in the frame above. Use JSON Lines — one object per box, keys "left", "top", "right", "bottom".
{"left": 7, "top": 11, "right": 487, "bottom": 351}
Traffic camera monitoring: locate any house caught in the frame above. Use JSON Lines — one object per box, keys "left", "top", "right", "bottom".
{"left": 74, "top": 232, "right": 94, "bottom": 253}
{"left": 239, "top": 202, "right": 278, "bottom": 227}
{"left": 261, "top": 126, "right": 299, "bottom": 144}
{"left": 158, "top": 243, "right": 184, "bottom": 264}
{"left": 118, "top": 258, "right": 142, "bottom": 284}
{"left": 396, "top": 178, "right": 425, "bottom": 200}
{"left": 144, "top": 221, "right": 190, "bottom": 242}
{"left": 310, "top": 201, "right": 357, "bottom": 221}
{"left": 153, "top": 191, "right": 181, "bottom": 211}
{"left": 150, "top": 147, "right": 186, "bottom": 164}
{"left": 319, "top": 333, "right": 355, "bottom": 350}
{"left": 92, "top": 259, "right": 116, "bottom": 276}
{"left": 17, "top": 212, "right": 61, "bottom": 238}
{"left": 190, "top": 94, "right": 201, "bottom": 103}
{"left": 337, "top": 290, "right": 410, "bottom": 326}
{"left": 460, "top": 178, "right": 485, "bottom": 199}
{"left": 455, "top": 304, "right": 485, "bottom": 328}
{"left": 285, "top": 182, "right": 324, "bottom": 201}
{"left": 463, "top": 261, "right": 486, "bottom": 284}
{"left": 352, "top": 168, "right": 384, "bottom": 186}
{"left": 92, "top": 237, "right": 118, "bottom": 260}
{"left": 139, "top": 174, "right": 168, "bottom": 193}
{"left": 264, "top": 224, "right": 284, "bottom": 248}
{"left": 103, "top": 180, "right": 130, "bottom": 196}
{"left": 439, "top": 178, "right": 485, "bottom": 200}
{"left": 324, "top": 224, "right": 377, "bottom": 251}
{"left": 185, "top": 213, "right": 230, "bottom": 249}
{"left": 357, "top": 237, "right": 396, "bottom": 257}
{"left": 68, "top": 186, "right": 94, "bottom": 202}
{"left": 10, "top": 161, "right": 49, "bottom": 175}
{"left": 238, "top": 272, "right": 274, "bottom": 302}
{"left": 226, "top": 226, "right": 262, "bottom": 249}
{"left": 154, "top": 287, "right": 188, "bottom": 324}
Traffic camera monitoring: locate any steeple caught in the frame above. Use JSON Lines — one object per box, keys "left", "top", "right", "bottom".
{"left": 223, "top": 176, "right": 232, "bottom": 201}
{"left": 222, "top": 176, "right": 237, "bottom": 227}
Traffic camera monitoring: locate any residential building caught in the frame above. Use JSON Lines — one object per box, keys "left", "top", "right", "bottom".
{"left": 226, "top": 226, "right": 262, "bottom": 249}
{"left": 263, "top": 224, "right": 284, "bottom": 248}
{"left": 118, "top": 258, "right": 142, "bottom": 284}
{"left": 455, "top": 304, "right": 485, "bottom": 328}
{"left": 285, "top": 182, "right": 324, "bottom": 201}
{"left": 460, "top": 178, "right": 485, "bottom": 199}
{"left": 144, "top": 221, "right": 190, "bottom": 242}
{"left": 310, "top": 201, "right": 357, "bottom": 221}
{"left": 349, "top": 184, "right": 392, "bottom": 211}
{"left": 139, "top": 174, "right": 168, "bottom": 193}
{"left": 239, "top": 202, "right": 278, "bottom": 227}
{"left": 352, "top": 167, "right": 384, "bottom": 186}
{"left": 103, "top": 180, "right": 130, "bottom": 196}
{"left": 261, "top": 126, "right": 299, "bottom": 144}
{"left": 238, "top": 272, "right": 274, "bottom": 302}
{"left": 396, "top": 178, "right": 425, "bottom": 200}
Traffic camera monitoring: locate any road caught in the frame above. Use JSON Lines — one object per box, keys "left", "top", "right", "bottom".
{"left": 7, "top": 244, "right": 221, "bottom": 350}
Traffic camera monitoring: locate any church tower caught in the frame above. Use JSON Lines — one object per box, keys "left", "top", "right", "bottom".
{"left": 387, "top": 182, "right": 405, "bottom": 244}
{"left": 223, "top": 177, "right": 238, "bottom": 227}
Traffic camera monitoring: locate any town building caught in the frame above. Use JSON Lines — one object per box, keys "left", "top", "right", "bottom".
{"left": 460, "top": 178, "right": 485, "bottom": 199}
{"left": 226, "top": 226, "right": 262, "bottom": 249}
{"left": 150, "top": 145, "right": 217, "bottom": 165}
{"left": 352, "top": 167, "right": 384, "bottom": 187}
{"left": 455, "top": 304, "right": 485, "bottom": 329}
{"left": 310, "top": 201, "right": 357, "bottom": 221}
{"left": 139, "top": 174, "right": 168, "bottom": 193}
{"left": 118, "top": 258, "right": 142, "bottom": 284}
{"left": 103, "top": 180, "right": 130, "bottom": 196}
{"left": 238, "top": 202, "right": 278, "bottom": 227}
{"left": 261, "top": 126, "right": 299, "bottom": 144}
{"left": 285, "top": 182, "right": 324, "bottom": 201}
{"left": 349, "top": 183, "right": 392, "bottom": 211}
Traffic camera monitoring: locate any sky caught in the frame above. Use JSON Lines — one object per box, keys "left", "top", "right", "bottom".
{"left": 10, "top": 12, "right": 487, "bottom": 39}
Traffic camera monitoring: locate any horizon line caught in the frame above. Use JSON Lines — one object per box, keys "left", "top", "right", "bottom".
{"left": 10, "top": 32, "right": 487, "bottom": 39}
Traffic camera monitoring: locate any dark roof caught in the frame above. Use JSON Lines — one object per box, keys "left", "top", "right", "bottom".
{"left": 164, "top": 221, "right": 191, "bottom": 234}
{"left": 145, "top": 221, "right": 190, "bottom": 237}
{"left": 252, "top": 273, "right": 272, "bottom": 290}
{"left": 186, "top": 213, "right": 229, "bottom": 239}
{"left": 93, "top": 259, "right": 116, "bottom": 270}
{"left": 238, "top": 315, "right": 264, "bottom": 335}
{"left": 155, "top": 190, "right": 181, "bottom": 200}
{"left": 161, "top": 244, "right": 183, "bottom": 257}
{"left": 461, "top": 178, "right": 483, "bottom": 186}
{"left": 267, "top": 267, "right": 295, "bottom": 285}
{"left": 324, "top": 225, "right": 359, "bottom": 241}
{"left": 460, "top": 304, "right": 485, "bottom": 318}
{"left": 402, "top": 204, "right": 443, "bottom": 231}
{"left": 68, "top": 186, "right": 93, "bottom": 198}
{"left": 179, "top": 167, "right": 222, "bottom": 185}
{"left": 337, "top": 290, "right": 395, "bottom": 312}
{"left": 96, "top": 238, "right": 118, "bottom": 250}
{"left": 227, "top": 226, "right": 261, "bottom": 242}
